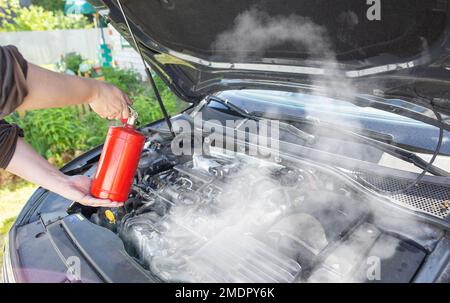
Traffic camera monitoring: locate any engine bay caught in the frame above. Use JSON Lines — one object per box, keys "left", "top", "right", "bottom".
{"left": 88, "top": 132, "right": 436, "bottom": 283}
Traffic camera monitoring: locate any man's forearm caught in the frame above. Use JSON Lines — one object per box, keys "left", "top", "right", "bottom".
{"left": 17, "top": 63, "right": 131, "bottom": 119}
{"left": 6, "top": 138, "right": 71, "bottom": 196}
{"left": 5, "top": 138, "right": 120, "bottom": 207}
{"left": 17, "top": 63, "right": 98, "bottom": 111}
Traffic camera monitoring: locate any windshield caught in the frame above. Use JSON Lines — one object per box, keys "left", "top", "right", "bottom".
{"left": 213, "top": 89, "right": 450, "bottom": 174}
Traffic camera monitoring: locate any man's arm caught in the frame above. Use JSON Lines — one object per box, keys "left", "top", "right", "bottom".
{"left": 18, "top": 63, "right": 132, "bottom": 120}
{"left": 0, "top": 46, "right": 130, "bottom": 206}
{"left": 6, "top": 138, "right": 120, "bottom": 207}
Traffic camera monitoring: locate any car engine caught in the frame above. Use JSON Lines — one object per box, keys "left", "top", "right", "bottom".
{"left": 88, "top": 132, "right": 384, "bottom": 283}
{"left": 121, "top": 152, "right": 310, "bottom": 283}
{"left": 88, "top": 132, "right": 433, "bottom": 283}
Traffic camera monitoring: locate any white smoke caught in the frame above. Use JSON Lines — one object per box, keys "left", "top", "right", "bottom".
{"left": 212, "top": 8, "right": 334, "bottom": 61}
{"left": 129, "top": 8, "right": 439, "bottom": 283}
{"left": 142, "top": 149, "right": 429, "bottom": 283}
{"left": 212, "top": 7, "right": 363, "bottom": 164}
{"left": 212, "top": 8, "right": 428, "bottom": 282}
{"left": 212, "top": 7, "right": 354, "bottom": 99}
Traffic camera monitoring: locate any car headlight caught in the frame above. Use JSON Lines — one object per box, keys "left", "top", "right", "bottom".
{"left": 2, "top": 232, "right": 16, "bottom": 283}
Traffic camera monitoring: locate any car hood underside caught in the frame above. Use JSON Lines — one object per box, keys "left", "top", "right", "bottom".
{"left": 89, "top": 0, "right": 450, "bottom": 121}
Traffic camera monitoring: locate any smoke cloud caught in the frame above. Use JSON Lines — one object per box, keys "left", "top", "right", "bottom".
{"left": 212, "top": 8, "right": 334, "bottom": 61}
{"left": 124, "top": 7, "right": 442, "bottom": 284}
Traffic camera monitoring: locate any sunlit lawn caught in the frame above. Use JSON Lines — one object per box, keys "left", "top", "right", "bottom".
{"left": 0, "top": 185, "right": 37, "bottom": 281}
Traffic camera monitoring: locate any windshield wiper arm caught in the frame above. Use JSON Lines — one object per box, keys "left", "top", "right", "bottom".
{"left": 254, "top": 111, "right": 450, "bottom": 177}
{"left": 207, "top": 97, "right": 450, "bottom": 177}
{"left": 278, "top": 121, "right": 316, "bottom": 144}
{"left": 252, "top": 110, "right": 395, "bottom": 143}
{"left": 341, "top": 127, "right": 450, "bottom": 177}
{"left": 208, "top": 96, "right": 315, "bottom": 143}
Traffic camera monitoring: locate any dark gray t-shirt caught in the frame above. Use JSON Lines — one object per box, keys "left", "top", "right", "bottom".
{"left": 0, "top": 45, "right": 28, "bottom": 169}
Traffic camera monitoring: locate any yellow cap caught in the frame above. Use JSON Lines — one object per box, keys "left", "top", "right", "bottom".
{"left": 105, "top": 210, "right": 116, "bottom": 224}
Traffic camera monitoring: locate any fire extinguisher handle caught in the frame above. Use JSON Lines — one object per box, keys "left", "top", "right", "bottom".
{"left": 122, "top": 106, "right": 139, "bottom": 126}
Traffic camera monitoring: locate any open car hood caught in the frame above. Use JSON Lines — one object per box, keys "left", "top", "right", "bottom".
{"left": 91, "top": 0, "right": 450, "bottom": 123}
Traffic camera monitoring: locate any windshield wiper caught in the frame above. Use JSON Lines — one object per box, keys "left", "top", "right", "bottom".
{"left": 255, "top": 111, "right": 450, "bottom": 177}
{"left": 207, "top": 96, "right": 450, "bottom": 177}
{"left": 252, "top": 110, "right": 396, "bottom": 142}
{"left": 208, "top": 96, "right": 315, "bottom": 143}
{"left": 209, "top": 96, "right": 393, "bottom": 143}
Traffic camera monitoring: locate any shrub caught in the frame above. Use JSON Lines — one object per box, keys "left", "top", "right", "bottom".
{"left": 31, "top": 0, "right": 65, "bottom": 13}
{"left": 5, "top": 67, "right": 185, "bottom": 167}
{"left": 79, "top": 110, "right": 110, "bottom": 147}
{"left": 6, "top": 107, "right": 90, "bottom": 163}
{"left": 63, "top": 53, "right": 84, "bottom": 74}
{"left": 101, "top": 66, "right": 186, "bottom": 125}
{"left": 101, "top": 66, "right": 143, "bottom": 95}
{"left": 0, "top": 0, "right": 93, "bottom": 32}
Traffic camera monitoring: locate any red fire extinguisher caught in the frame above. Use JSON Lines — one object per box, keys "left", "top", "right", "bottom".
{"left": 91, "top": 107, "right": 145, "bottom": 203}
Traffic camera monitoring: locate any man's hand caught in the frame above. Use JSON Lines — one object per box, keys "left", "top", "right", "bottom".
{"left": 64, "top": 175, "right": 121, "bottom": 208}
{"left": 89, "top": 81, "right": 132, "bottom": 120}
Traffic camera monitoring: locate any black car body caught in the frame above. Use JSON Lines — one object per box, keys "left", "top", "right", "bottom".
{"left": 3, "top": 0, "right": 450, "bottom": 283}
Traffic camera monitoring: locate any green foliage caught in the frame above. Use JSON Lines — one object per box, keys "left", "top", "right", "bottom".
{"left": 6, "top": 107, "right": 91, "bottom": 163}
{"left": 63, "top": 52, "right": 84, "bottom": 74}
{"left": 0, "top": 0, "right": 93, "bottom": 32}
{"left": 101, "top": 67, "right": 143, "bottom": 95}
{"left": 5, "top": 67, "right": 185, "bottom": 166}
{"left": 0, "top": 0, "right": 21, "bottom": 27}
{"left": 6, "top": 106, "right": 114, "bottom": 166}
{"left": 132, "top": 87, "right": 179, "bottom": 125}
{"left": 31, "top": 0, "right": 65, "bottom": 12}
{"left": 101, "top": 67, "right": 184, "bottom": 125}
{"left": 78, "top": 110, "right": 109, "bottom": 147}
{"left": 0, "top": 217, "right": 15, "bottom": 235}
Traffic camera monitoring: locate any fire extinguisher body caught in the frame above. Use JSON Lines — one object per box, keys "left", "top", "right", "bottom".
{"left": 91, "top": 125, "right": 145, "bottom": 202}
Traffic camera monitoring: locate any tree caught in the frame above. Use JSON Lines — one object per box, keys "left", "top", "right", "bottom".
{"left": 0, "top": 0, "right": 93, "bottom": 32}
{"left": 31, "top": 0, "right": 66, "bottom": 13}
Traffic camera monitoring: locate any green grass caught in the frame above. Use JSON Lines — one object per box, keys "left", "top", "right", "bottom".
{"left": 0, "top": 217, "right": 15, "bottom": 235}
{"left": 0, "top": 217, "right": 15, "bottom": 283}
{"left": 0, "top": 185, "right": 37, "bottom": 281}
{"left": 0, "top": 185, "right": 37, "bottom": 223}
